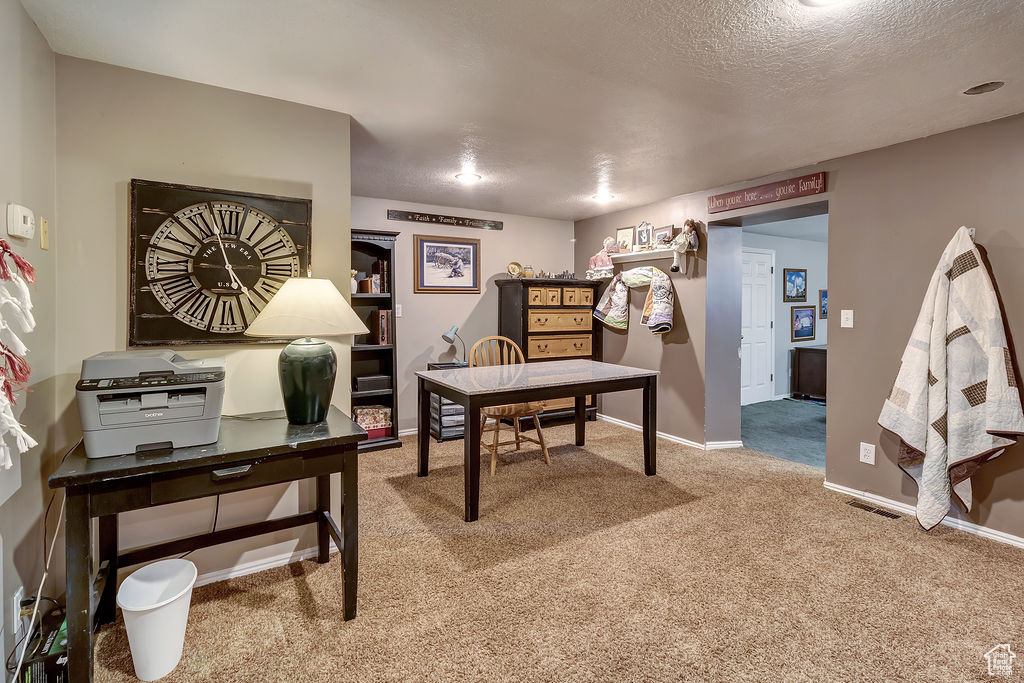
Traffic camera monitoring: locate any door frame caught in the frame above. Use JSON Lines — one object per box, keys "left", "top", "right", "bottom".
{"left": 740, "top": 246, "right": 776, "bottom": 405}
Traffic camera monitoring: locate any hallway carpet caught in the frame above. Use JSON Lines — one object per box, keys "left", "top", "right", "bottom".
{"left": 94, "top": 421, "right": 1021, "bottom": 682}
{"left": 741, "top": 398, "right": 826, "bottom": 468}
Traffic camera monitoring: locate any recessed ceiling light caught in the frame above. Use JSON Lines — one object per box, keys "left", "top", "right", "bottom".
{"left": 591, "top": 192, "right": 616, "bottom": 203}
{"left": 963, "top": 81, "right": 1005, "bottom": 95}
{"left": 798, "top": 0, "right": 844, "bottom": 6}
{"left": 455, "top": 172, "right": 481, "bottom": 184}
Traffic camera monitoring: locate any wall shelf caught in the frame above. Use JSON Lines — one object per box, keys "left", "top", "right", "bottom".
{"left": 609, "top": 248, "right": 675, "bottom": 263}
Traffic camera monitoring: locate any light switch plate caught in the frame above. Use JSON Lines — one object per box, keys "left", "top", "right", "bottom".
{"left": 841, "top": 309, "right": 854, "bottom": 328}
{"left": 6, "top": 203, "right": 35, "bottom": 239}
{"left": 859, "top": 442, "right": 876, "bottom": 465}
{"left": 39, "top": 217, "right": 49, "bottom": 250}
{"left": 395, "top": 304, "right": 403, "bottom": 318}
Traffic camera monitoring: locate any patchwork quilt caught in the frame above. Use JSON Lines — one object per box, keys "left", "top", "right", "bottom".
{"left": 878, "top": 226, "right": 1024, "bottom": 529}
{"left": 593, "top": 266, "right": 673, "bottom": 334}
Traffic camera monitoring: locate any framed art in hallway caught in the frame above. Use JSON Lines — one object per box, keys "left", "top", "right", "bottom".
{"left": 791, "top": 305, "right": 816, "bottom": 342}
{"left": 819, "top": 289, "right": 828, "bottom": 319}
{"left": 615, "top": 226, "right": 635, "bottom": 253}
{"left": 413, "top": 234, "right": 481, "bottom": 293}
{"left": 783, "top": 268, "right": 807, "bottom": 302}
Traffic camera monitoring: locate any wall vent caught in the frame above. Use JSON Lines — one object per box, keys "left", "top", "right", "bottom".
{"left": 847, "top": 499, "right": 901, "bottom": 519}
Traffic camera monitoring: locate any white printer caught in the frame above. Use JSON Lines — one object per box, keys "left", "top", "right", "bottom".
{"left": 76, "top": 350, "right": 226, "bottom": 458}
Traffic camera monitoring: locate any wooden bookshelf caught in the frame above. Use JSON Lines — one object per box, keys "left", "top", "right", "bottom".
{"left": 351, "top": 229, "right": 401, "bottom": 453}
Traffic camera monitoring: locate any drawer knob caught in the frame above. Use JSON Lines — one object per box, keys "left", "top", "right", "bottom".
{"left": 212, "top": 464, "right": 253, "bottom": 480}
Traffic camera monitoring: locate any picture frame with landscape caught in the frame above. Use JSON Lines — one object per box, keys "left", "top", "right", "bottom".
{"left": 791, "top": 305, "right": 816, "bottom": 342}
{"left": 783, "top": 268, "right": 807, "bottom": 302}
{"left": 413, "top": 234, "right": 481, "bottom": 293}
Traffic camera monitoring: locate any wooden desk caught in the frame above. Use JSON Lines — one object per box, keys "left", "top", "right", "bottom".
{"left": 48, "top": 407, "right": 365, "bottom": 682}
{"left": 416, "top": 359, "right": 658, "bottom": 522}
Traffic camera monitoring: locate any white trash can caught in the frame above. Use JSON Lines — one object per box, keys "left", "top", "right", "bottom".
{"left": 116, "top": 558, "right": 198, "bottom": 681}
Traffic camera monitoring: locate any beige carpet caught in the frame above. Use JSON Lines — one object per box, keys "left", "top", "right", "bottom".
{"left": 95, "top": 421, "right": 1023, "bottom": 682}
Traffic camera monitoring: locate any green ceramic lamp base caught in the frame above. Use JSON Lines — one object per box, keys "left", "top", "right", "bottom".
{"left": 279, "top": 337, "right": 337, "bottom": 424}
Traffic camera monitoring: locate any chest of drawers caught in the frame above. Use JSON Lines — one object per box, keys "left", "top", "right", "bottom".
{"left": 497, "top": 278, "right": 602, "bottom": 421}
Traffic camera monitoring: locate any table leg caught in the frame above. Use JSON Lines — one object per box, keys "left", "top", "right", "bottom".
{"left": 643, "top": 376, "right": 657, "bottom": 475}
{"left": 417, "top": 377, "right": 430, "bottom": 477}
{"left": 464, "top": 401, "right": 481, "bottom": 522}
{"left": 316, "top": 474, "right": 331, "bottom": 563}
{"left": 65, "top": 487, "right": 94, "bottom": 682}
{"left": 97, "top": 514, "right": 118, "bottom": 625}
{"left": 341, "top": 449, "right": 359, "bottom": 620}
{"left": 574, "top": 395, "right": 586, "bottom": 447}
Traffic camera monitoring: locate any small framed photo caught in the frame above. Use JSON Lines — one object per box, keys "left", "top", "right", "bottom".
{"left": 791, "top": 306, "right": 816, "bottom": 342}
{"left": 413, "top": 235, "right": 481, "bottom": 294}
{"left": 615, "top": 226, "right": 635, "bottom": 253}
{"left": 819, "top": 289, "right": 828, "bottom": 319}
{"left": 635, "top": 223, "right": 654, "bottom": 248}
{"left": 652, "top": 224, "right": 676, "bottom": 244}
{"left": 784, "top": 268, "right": 807, "bottom": 302}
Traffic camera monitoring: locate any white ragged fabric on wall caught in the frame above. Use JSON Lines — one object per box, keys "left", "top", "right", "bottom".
{"left": 879, "top": 226, "right": 1024, "bottom": 529}
{"left": 0, "top": 240, "right": 37, "bottom": 469}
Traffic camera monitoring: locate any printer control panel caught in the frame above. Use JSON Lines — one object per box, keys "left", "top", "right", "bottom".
{"left": 77, "top": 371, "right": 225, "bottom": 391}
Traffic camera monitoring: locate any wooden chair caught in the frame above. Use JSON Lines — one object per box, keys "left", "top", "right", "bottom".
{"left": 469, "top": 335, "right": 550, "bottom": 476}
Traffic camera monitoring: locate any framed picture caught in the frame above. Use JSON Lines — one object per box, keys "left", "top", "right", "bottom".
{"left": 819, "top": 289, "right": 828, "bottom": 319}
{"left": 129, "top": 179, "right": 311, "bottom": 346}
{"left": 791, "top": 306, "right": 816, "bottom": 342}
{"left": 783, "top": 268, "right": 807, "bottom": 302}
{"left": 635, "top": 223, "right": 654, "bottom": 248}
{"left": 615, "top": 226, "right": 635, "bottom": 253}
{"left": 413, "top": 235, "right": 480, "bottom": 293}
{"left": 652, "top": 224, "right": 676, "bottom": 244}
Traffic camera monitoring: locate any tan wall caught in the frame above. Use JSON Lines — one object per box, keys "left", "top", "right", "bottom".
{"left": 574, "top": 198, "right": 709, "bottom": 445}
{"left": 576, "top": 112, "right": 1024, "bottom": 540}
{"left": 351, "top": 197, "right": 575, "bottom": 432}
{"left": 0, "top": 0, "right": 58, "bottom": 654}
{"left": 54, "top": 57, "right": 352, "bottom": 578}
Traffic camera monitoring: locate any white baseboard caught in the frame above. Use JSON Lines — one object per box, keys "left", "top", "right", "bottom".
{"left": 194, "top": 545, "right": 326, "bottom": 588}
{"left": 706, "top": 440, "right": 744, "bottom": 450}
{"left": 596, "top": 413, "right": 706, "bottom": 450}
{"left": 823, "top": 480, "right": 1024, "bottom": 550}
{"left": 773, "top": 394, "right": 792, "bottom": 401}
{"left": 397, "top": 427, "right": 417, "bottom": 437}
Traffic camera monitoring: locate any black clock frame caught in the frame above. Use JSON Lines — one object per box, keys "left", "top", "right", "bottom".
{"left": 129, "top": 179, "right": 312, "bottom": 346}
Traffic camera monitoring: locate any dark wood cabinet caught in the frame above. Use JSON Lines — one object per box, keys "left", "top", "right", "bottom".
{"left": 791, "top": 345, "right": 827, "bottom": 401}
{"left": 496, "top": 277, "right": 601, "bottom": 423}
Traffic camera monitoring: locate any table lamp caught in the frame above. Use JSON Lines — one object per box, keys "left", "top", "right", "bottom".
{"left": 245, "top": 278, "right": 369, "bottom": 424}
{"left": 441, "top": 325, "right": 466, "bottom": 362}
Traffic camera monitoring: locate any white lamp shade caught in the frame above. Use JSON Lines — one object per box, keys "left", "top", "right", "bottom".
{"left": 244, "top": 278, "right": 370, "bottom": 338}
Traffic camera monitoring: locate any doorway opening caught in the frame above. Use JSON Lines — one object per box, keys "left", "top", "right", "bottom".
{"left": 706, "top": 201, "right": 828, "bottom": 468}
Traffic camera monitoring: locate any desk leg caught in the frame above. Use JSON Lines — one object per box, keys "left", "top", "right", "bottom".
{"left": 341, "top": 449, "right": 359, "bottom": 620}
{"left": 464, "top": 401, "right": 481, "bottom": 522}
{"left": 316, "top": 474, "right": 331, "bottom": 563}
{"left": 66, "top": 486, "right": 94, "bottom": 683}
{"left": 574, "top": 396, "right": 586, "bottom": 447}
{"left": 417, "top": 377, "right": 430, "bottom": 477}
{"left": 97, "top": 514, "right": 118, "bottom": 625}
{"left": 643, "top": 376, "right": 657, "bottom": 475}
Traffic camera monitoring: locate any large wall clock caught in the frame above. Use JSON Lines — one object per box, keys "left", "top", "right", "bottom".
{"left": 129, "top": 179, "right": 312, "bottom": 346}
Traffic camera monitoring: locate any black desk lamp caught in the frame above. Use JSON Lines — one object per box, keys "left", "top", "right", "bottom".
{"left": 441, "top": 325, "right": 466, "bottom": 362}
{"left": 245, "top": 278, "right": 369, "bottom": 424}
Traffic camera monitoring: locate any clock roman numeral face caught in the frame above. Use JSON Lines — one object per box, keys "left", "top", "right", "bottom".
{"left": 144, "top": 200, "right": 301, "bottom": 334}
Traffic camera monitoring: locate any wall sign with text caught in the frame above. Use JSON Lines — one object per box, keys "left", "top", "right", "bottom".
{"left": 387, "top": 209, "right": 502, "bottom": 231}
{"left": 707, "top": 172, "right": 827, "bottom": 214}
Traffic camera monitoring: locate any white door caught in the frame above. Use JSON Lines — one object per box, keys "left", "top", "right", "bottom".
{"left": 741, "top": 249, "right": 774, "bottom": 405}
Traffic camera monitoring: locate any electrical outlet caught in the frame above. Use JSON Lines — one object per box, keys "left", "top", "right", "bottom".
{"left": 841, "top": 309, "right": 854, "bottom": 328}
{"left": 11, "top": 586, "right": 23, "bottom": 634}
{"left": 859, "top": 442, "right": 876, "bottom": 465}
{"left": 395, "top": 304, "right": 403, "bottom": 318}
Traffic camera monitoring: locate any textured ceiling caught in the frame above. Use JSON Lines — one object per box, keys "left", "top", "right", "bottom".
{"left": 744, "top": 215, "right": 828, "bottom": 243}
{"left": 21, "top": 0, "right": 1024, "bottom": 220}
